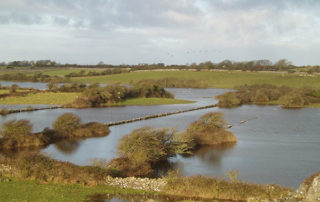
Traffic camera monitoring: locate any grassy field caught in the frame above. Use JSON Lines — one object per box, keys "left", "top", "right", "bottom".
{"left": 0, "top": 92, "right": 80, "bottom": 105}
{"left": 40, "top": 68, "right": 104, "bottom": 76}
{"left": 70, "top": 70, "right": 320, "bottom": 89}
{"left": 1, "top": 69, "right": 320, "bottom": 89}
{"left": 0, "top": 93, "right": 192, "bottom": 106}
{"left": 107, "top": 98, "right": 194, "bottom": 106}
{"left": 0, "top": 89, "right": 9, "bottom": 94}
{"left": 0, "top": 177, "right": 153, "bottom": 202}
{"left": 0, "top": 89, "right": 30, "bottom": 95}
{"left": 0, "top": 68, "right": 101, "bottom": 76}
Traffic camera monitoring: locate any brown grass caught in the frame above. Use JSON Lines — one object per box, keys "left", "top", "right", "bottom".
{"left": 0, "top": 153, "right": 117, "bottom": 186}
{"left": 106, "top": 157, "right": 154, "bottom": 178}
{"left": 193, "top": 129, "right": 237, "bottom": 146}
{"left": 163, "top": 175, "right": 293, "bottom": 201}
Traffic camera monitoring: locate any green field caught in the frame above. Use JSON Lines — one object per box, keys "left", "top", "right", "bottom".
{"left": 70, "top": 71, "right": 320, "bottom": 89}
{"left": 0, "top": 68, "right": 102, "bottom": 76}
{"left": 0, "top": 92, "right": 80, "bottom": 105}
{"left": 0, "top": 92, "right": 192, "bottom": 106}
{"left": 40, "top": 68, "right": 104, "bottom": 76}
{"left": 0, "top": 177, "right": 152, "bottom": 202}
{"left": 0, "top": 89, "right": 30, "bottom": 95}
{"left": 1, "top": 69, "right": 320, "bottom": 89}
{"left": 0, "top": 89, "right": 9, "bottom": 95}
{"left": 107, "top": 97, "right": 194, "bottom": 106}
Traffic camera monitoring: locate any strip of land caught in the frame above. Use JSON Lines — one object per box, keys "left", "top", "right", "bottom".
{"left": 70, "top": 70, "right": 320, "bottom": 88}
{"left": 0, "top": 92, "right": 193, "bottom": 106}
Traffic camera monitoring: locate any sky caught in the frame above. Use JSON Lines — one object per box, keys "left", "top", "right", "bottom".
{"left": 0, "top": 0, "right": 320, "bottom": 65}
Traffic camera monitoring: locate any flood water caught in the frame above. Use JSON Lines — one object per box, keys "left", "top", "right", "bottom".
{"left": 0, "top": 81, "right": 48, "bottom": 90}
{"left": 0, "top": 88, "right": 319, "bottom": 188}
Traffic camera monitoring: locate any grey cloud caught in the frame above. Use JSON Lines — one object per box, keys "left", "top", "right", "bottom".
{"left": 0, "top": 13, "right": 43, "bottom": 24}
{"left": 0, "top": 0, "right": 320, "bottom": 65}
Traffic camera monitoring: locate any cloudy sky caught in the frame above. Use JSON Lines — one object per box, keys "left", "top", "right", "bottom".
{"left": 0, "top": 0, "right": 319, "bottom": 65}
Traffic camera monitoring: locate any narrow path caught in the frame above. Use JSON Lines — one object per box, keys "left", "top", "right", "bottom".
{"left": 106, "top": 104, "right": 217, "bottom": 126}
{"left": 0, "top": 104, "right": 218, "bottom": 125}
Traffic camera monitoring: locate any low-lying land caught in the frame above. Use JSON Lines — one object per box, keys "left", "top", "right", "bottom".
{"left": 217, "top": 84, "right": 320, "bottom": 108}
{"left": 107, "top": 112, "right": 236, "bottom": 178}
{"left": 0, "top": 113, "right": 110, "bottom": 150}
{"left": 70, "top": 70, "right": 320, "bottom": 89}
{"left": 0, "top": 92, "right": 79, "bottom": 105}
{"left": 0, "top": 177, "right": 152, "bottom": 202}
{"left": 0, "top": 93, "right": 191, "bottom": 106}
{"left": 2, "top": 68, "right": 320, "bottom": 89}
{"left": 0, "top": 153, "right": 294, "bottom": 201}
{"left": 0, "top": 83, "right": 192, "bottom": 107}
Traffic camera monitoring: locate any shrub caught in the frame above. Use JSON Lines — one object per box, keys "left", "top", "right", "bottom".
{"left": 47, "top": 81, "right": 58, "bottom": 91}
{"left": 253, "top": 89, "right": 269, "bottom": 103}
{"left": 0, "top": 108, "right": 9, "bottom": 115}
{"left": 217, "top": 92, "right": 241, "bottom": 107}
{"left": 117, "top": 127, "right": 174, "bottom": 165}
{"left": 188, "top": 112, "right": 227, "bottom": 132}
{"left": 1, "top": 119, "right": 32, "bottom": 138}
{"left": 52, "top": 113, "right": 81, "bottom": 135}
{"left": 107, "top": 157, "right": 153, "bottom": 177}
{"left": 172, "top": 132, "right": 196, "bottom": 155}
{"left": 187, "top": 112, "right": 237, "bottom": 146}
{"left": 9, "top": 84, "right": 19, "bottom": 94}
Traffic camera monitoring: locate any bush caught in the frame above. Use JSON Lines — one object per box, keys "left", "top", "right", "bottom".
{"left": 1, "top": 119, "right": 32, "bottom": 138}
{"left": 9, "top": 84, "right": 19, "bottom": 94}
{"left": 253, "top": 89, "right": 269, "bottom": 103}
{"left": 117, "top": 127, "right": 174, "bottom": 165}
{"left": 217, "top": 92, "right": 241, "bottom": 107}
{"left": 107, "top": 157, "right": 153, "bottom": 177}
{"left": 188, "top": 112, "right": 226, "bottom": 132}
{"left": 0, "top": 108, "right": 9, "bottom": 115}
{"left": 172, "top": 132, "right": 196, "bottom": 155}
{"left": 52, "top": 113, "right": 81, "bottom": 135}
{"left": 187, "top": 112, "right": 237, "bottom": 146}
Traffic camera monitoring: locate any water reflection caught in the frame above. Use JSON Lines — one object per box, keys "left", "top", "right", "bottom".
{"left": 1, "top": 88, "right": 320, "bottom": 188}
{"left": 85, "top": 193, "right": 218, "bottom": 202}
{"left": 193, "top": 144, "right": 236, "bottom": 165}
{"left": 54, "top": 140, "right": 82, "bottom": 155}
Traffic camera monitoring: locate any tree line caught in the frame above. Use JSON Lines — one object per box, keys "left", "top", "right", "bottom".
{"left": 2, "top": 59, "right": 320, "bottom": 73}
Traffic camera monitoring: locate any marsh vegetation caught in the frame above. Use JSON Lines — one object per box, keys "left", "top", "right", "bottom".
{"left": 217, "top": 84, "right": 320, "bottom": 108}
{"left": 0, "top": 113, "right": 109, "bottom": 150}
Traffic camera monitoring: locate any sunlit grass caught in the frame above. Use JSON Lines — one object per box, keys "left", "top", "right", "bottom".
{"left": 0, "top": 177, "right": 153, "bottom": 202}
{"left": 0, "top": 92, "right": 79, "bottom": 105}
{"left": 71, "top": 70, "right": 320, "bottom": 89}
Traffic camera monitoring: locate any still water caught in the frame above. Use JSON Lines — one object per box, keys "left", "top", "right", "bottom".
{"left": 0, "top": 88, "right": 319, "bottom": 188}
{"left": 0, "top": 81, "right": 48, "bottom": 90}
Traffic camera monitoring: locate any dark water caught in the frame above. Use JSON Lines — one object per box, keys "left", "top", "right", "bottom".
{"left": 0, "top": 88, "right": 319, "bottom": 188}
{"left": 85, "top": 193, "right": 218, "bottom": 202}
